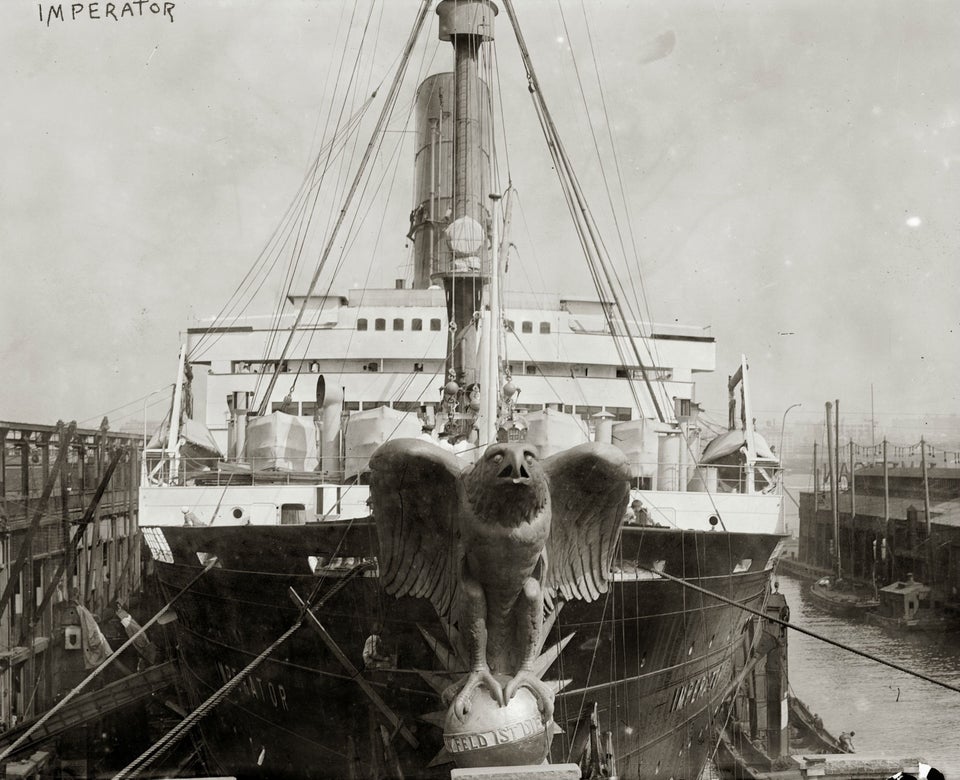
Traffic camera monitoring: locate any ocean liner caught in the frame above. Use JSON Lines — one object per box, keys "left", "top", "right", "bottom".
{"left": 137, "top": 2, "right": 785, "bottom": 777}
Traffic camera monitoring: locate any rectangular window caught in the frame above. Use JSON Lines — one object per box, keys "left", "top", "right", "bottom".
{"left": 430, "top": 318, "right": 442, "bottom": 331}
{"left": 522, "top": 321, "right": 533, "bottom": 333}
{"left": 344, "top": 401, "right": 360, "bottom": 412}
{"left": 375, "top": 319, "right": 386, "bottom": 331}
{"left": 539, "top": 322, "right": 551, "bottom": 334}
{"left": 525, "top": 364, "right": 538, "bottom": 375}
{"left": 393, "top": 318, "right": 404, "bottom": 331}
{"left": 357, "top": 318, "right": 368, "bottom": 331}
{"left": 281, "top": 504, "right": 306, "bottom": 525}
{"left": 300, "top": 402, "right": 317, "bottom": 417}
{"left": 411, "top": 319, "right": 423, "bottom": 331}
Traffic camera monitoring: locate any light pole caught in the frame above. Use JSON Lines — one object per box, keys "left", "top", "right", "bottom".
{"left": 778, "top": 403, "right": 802, "bottom": 464}
{"left": 778, "top": 403, "right": 801, "bottom": 535}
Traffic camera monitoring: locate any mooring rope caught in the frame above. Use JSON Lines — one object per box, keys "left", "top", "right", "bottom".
{"left": 642, "top": 566, "right": 960, "bottom": 696}
{"left": 112, "top": 561, "right": 373, "bottom": 779}
{"left": 0, "top": 558, "right": 219, "bottom": 763}
{"left": 112, "top": 615, "right": 306, "bottom": 779}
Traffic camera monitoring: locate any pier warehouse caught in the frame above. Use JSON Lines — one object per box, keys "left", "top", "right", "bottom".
{"left": 796, "top": 463, "right": 960, "bottom": 607}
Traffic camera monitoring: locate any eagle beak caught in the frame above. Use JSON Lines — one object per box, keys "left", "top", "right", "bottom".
{"left": 497, "top": 449, "right": 532, "bottom": 485}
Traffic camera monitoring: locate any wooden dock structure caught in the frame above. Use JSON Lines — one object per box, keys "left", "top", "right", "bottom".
{"left": 0, "top": 419, "right": 143, "bottom": 730}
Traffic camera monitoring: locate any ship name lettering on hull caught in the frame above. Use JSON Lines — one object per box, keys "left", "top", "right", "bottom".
{"left": 669, "top": 666, "right": 722, "bottom": 713}
{"left": 216, "top": 661, "right": 289, "bottom": 711}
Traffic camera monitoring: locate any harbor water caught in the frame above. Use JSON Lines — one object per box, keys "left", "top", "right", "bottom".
{"left": 777, "top": 574, "right": 960, "bottom": 776}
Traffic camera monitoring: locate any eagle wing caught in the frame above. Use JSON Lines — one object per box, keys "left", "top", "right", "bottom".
{"left": 541, "top": 442, "right": 632, "bottom": 602}
{"left": 369, "top": 438, "right": 466, "bottom": 619}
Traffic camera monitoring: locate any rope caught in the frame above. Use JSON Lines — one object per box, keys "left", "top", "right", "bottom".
{"left": 114, "top": 560, "right": 372, "bottom": 778}
{"left": 0, "top": 558, "right": 218, "bottom": 763}
{"left": 642, "top": 566, "right": 960, "bottom": 696}
{"left": 254, "top": 0, "right": 434, "bottom": 416}
{"left": 113, "top": 615, "right": 305, "bottom": 779}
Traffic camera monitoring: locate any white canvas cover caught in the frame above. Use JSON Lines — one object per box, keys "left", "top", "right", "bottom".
{"left": 344, "top": 406, "right": 421, "bottom": 480}
{"left": 245, "top": 412, "right": 318, "bottom": 472}
{"left": 524, "top": 408, "right": 590, "bottom": 459}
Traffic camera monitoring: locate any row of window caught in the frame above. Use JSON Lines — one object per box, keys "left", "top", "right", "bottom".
{"left": 506, "top": 320, "right": 552, "bottom": 334}
{"left": 357, "top": 318, "right": 443, "bottom": 332}
{"left": 355, "top": 318, "right": 553, "bottom": 334}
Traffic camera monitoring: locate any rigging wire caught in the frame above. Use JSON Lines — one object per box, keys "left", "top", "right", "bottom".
{"left": 576, "top": 0, "right": 664, "bottom": 372}
{"left": 119, "top": 561, "right": 375, "bottom": 778}
{"left": 253, "top": 0, "right": 378, "bottom": 402}
{"left": 503, "top": 0, "right": 666, "bottom": 424}
{"left": 187, "top": 97, "right": 376, "bottom": 363}
{"left": 78, "top": 384, "right": 175, "bottom": 428}
{"left": 0, "top": 559, "right": 219, "bottom": 764}
{"left": 643, "top": 565, "right": 960, "bottom": 697}
{"left": 252, "top": 0, "right": 435, "bottom": 417}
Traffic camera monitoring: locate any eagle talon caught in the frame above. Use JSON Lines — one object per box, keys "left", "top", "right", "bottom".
{"left": 443, "top": 668, "right": 504, "bottom": 720}
{"left": 503, "top": 671, "right": 554, "bottom": 724}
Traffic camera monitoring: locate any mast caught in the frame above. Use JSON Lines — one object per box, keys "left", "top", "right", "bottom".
{"left": 920, "top": 435, "right": 932, "bottom": 582}
{"left": 812, "top": 440, "right": 818, "bottom": 506}
{"left": 883, "top": 437, "right": 890, "bottom": 575}
{"left": 825, "top": 401, "right": 841, "bottom": 580}
{"left": 167, "top": 345, "right": 187, "bottom": 484}
{"left": 479, "top": 187, "right": 514, "bottom": 446}
{"left": 435, "top": 0, "right": 497, "bottom": 399}
{"left": 849, "top": 440, "right": 856, "bottom": 519}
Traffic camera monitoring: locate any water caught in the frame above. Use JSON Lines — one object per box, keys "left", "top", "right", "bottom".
{"left": 777, "top": 575, "right": 960, "bottom": 776}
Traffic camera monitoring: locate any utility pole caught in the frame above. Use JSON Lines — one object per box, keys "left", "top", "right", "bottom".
{"left": 826, "top": 402, "right": 841, "bottom": 581}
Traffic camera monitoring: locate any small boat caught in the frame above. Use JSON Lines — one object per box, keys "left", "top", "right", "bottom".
{"left": 808, "top": 576, "right": 879, "bottom": 617}
{"left": 867, "top": 574, "right": 958, "bottom": 632}
{"left": 787, "top": 694, "right": 849, "bottom": 754}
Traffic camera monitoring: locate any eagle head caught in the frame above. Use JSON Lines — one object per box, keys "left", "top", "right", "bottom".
{"left": 464, "top": 443, "right": 549, "bottom": 527}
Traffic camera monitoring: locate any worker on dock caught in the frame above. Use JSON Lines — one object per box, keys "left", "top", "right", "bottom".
{"left": 838, "top": 730, "right": 855, "bottom": 751}
{"left": 362, "top": 623, "right": 392, "bottom": 670}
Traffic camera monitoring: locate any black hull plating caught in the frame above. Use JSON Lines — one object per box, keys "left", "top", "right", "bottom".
{"left": 153, "top": 523, "right": 782, "bottom": 779}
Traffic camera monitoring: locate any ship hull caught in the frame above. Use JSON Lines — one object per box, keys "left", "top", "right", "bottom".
{"left": 152, "top": 523, "right": 783, "bottom": 779}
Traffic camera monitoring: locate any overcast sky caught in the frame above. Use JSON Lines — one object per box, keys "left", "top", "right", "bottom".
{"left": 2, "top": 0, "right": 958, "bottom": 437}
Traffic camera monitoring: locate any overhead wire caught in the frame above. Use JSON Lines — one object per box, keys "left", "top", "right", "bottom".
{"left": 251, "top": 0, "right": 435, "bottom": 417}
{"left": 253, "top": 0, "right": 378, "bottom": 404}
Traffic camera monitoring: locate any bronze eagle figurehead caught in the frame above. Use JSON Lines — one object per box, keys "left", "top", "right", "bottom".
{"left": 369, "top": 438, "right": 631, "bottom": 720}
